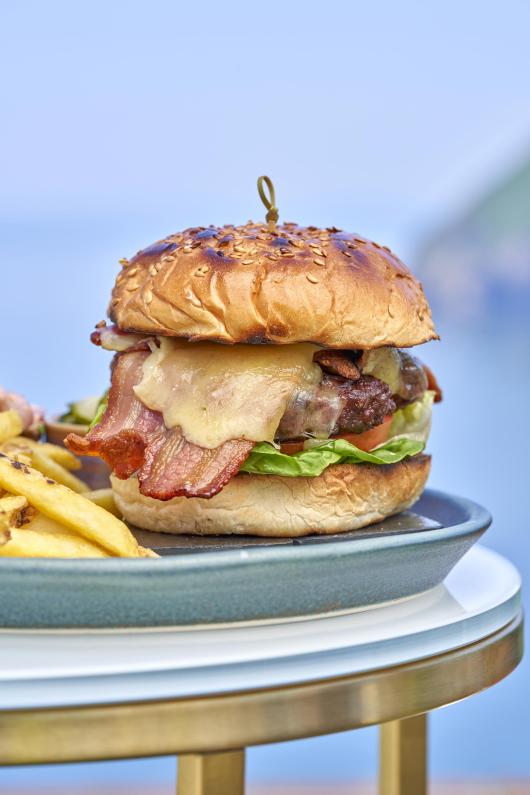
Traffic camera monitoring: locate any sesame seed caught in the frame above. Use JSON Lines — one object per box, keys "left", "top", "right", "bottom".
{"left": 145, "top": 289, "right": 153, "bottom": 304}
{"left": 313, "top": 257, "right": 326, "bottom": 267}
{"left": 306, "top": 274, "right": 319, "bottom": 283}
{"left": 343, "top": 250, "right": 351, "bottom": 257}
{"left": 126, "top": 281, "right": 138, "bottom": 291}
{"left": 149, "top": 265, "right": 158, "bottom": 276}
{"left": 119, "top": 258, "right": 129, "bottom": 267}
{"left": 185, "top": 288, "right": 202, "bottom": 308}
{"left": 182, "top": 247, "right": 193, "bottom": 254}
{"left": 127, "top": 267, "right": 138, "bottom": 276}
{"left": 194, "top": 265, "right": 209, "bottom": 276}
{"left": 242, "top": 258, "right": 254, "bottom": 265}
{"left": 95, "top": 320, "right": 106, "bottom": 328}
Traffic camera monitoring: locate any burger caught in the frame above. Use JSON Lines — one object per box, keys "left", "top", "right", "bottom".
{"left": 66, "top": 191, "right": 441, "bottom": 537}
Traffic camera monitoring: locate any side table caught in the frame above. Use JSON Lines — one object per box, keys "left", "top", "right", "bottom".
{"left": 0, "top": 545, "right": 523, "bottom": 795}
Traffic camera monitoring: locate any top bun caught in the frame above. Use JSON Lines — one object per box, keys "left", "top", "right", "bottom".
{"left": 109, "top": 222, "right": 438, "bottom": 349}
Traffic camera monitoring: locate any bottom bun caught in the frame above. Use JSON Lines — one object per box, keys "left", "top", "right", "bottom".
{"left": 112, "top": 454, "right": 431, "bottom": 538}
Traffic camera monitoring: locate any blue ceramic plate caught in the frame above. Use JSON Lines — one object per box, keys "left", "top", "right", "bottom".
{"left": 0, "top": 489, "right": 490, "bottom": 629}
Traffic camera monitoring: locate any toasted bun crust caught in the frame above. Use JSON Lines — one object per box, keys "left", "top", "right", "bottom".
{"left": 112, "top": 454, "right": 431, "bottom": 538}
{"left": 109, "top": 224, "right": 437, "bottom": 349}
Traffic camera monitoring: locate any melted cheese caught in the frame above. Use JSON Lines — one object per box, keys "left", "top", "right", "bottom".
{"left": 134, "top": 339, "right": 322, "bottom": 448}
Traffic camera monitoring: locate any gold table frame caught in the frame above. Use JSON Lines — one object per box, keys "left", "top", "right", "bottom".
{"left": 0, "top": 613, "right": 522, "bottom": 795}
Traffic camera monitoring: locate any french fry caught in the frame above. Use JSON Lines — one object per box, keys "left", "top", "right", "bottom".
{"left": 2, "top": 440, "right": 85, "bottom": 490}
{"left": 0, "top": 440, "right": 32, "bottom": 466}
{"left": 139, "top": 546, "right": 158, "bottom": 558}
{"left": 84, "top": 488, "right": 120, "bottom": 516}
{"left": 29, "top": 448, "right": 88, "bottom": 493}
{"left": 0, "top": 494, "right": 29, "bottom": 531}
{"left": 41, "top": 442, "right": 82, "bottom": 471}
{"left": 0, "top": 454, "right": 140, "bottom": 557}
{"left": 0, "top": 514, "right": 110, "bottom": 558}
{"left": 0, "top": 411, "right": 23, "bottom": 444}
{"left": 82, "top": 491, "right": 158, "bottom": 557}
{"left": 11, "top": 436, "right": 81, "bottom": 471}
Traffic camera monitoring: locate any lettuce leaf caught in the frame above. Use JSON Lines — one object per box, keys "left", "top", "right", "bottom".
{"left": 240, "top": 390, "right": 434, "bottom": 477}
{"left": 59, "top": 396, "right": 100, "bottom": 425}
{"left": 240, "top": 437, "right": 424, "bottom": 477}
{"left": 390, "top": 390, "right": 434, "bottom": 443}
{"left": 87, "top": 391, "right": 109, "bottom": 431}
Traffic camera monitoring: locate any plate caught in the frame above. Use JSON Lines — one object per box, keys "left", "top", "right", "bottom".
{"left": 0, "top": 489, "right": 490, "bottom": 629}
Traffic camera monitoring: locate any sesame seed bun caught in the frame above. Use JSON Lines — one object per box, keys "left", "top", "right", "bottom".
{"left": 109, "top": 223, "right": 437, "bottom": 349}
{"left": 111, "top": 454, "right": 431, "bottom": 538}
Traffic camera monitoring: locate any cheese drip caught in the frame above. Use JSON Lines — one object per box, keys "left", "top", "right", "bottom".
{"left": 134, "top": 339, "right": 322, "bottom": 449}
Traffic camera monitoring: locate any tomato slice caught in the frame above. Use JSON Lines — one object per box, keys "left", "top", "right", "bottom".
{"left": 279, "top": 414, "right": 394, "bottom": 455}
{"left": 423, "top": 365, "right": 443, "bottom": 402}
{"left": 278, "top": 439, "right": 306, "bottom": 455}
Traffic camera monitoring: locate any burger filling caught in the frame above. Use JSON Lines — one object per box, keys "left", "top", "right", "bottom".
{"left": 66, "top": 325, "right": 441, "bottom": 500}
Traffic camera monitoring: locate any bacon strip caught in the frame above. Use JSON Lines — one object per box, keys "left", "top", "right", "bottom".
{"left": 138, "top": 428, "right": 252, "bottom": 500}
{"left": 313, "top": 349, "right": 361, "bottom": 381}
{"left": 66, "top": 352, "right": 163, "bottom": 478}
{"left": 65, "top": 351, "right": 253, "bottom": 499}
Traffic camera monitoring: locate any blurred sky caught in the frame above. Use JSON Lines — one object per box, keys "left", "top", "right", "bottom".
{"left": 1, "top": 0, "right": 530, "bottom": 789}
{"left": 2, "top": 1, "right": 530, "bottom": 225}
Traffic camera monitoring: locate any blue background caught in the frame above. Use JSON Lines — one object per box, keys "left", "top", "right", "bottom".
{"left": 1, "top": 0, "right": 529, "bottom": 788}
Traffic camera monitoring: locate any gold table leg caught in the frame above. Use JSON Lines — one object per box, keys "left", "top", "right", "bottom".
{"left": 379, "top": 713, "right": 427, "bottom": 795}
{"left": 177, "top": 749, "right": 245, "bottom": 795}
